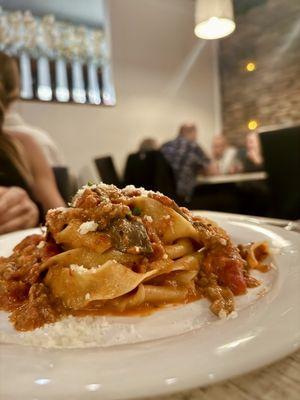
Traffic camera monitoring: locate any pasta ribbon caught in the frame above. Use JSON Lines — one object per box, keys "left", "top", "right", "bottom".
{"left": 45, "top": 261, "right": 158, "bottom": 309}
{"left": 54, "top": 220, "right": 111, "bottom": 253}
{"left": 165, "top": 238, "right": 195, "bottom": 259}
{"left": 240, "top": 241, "right": 270, "bottom": 272}
{"left": 132, "top": 197, "right": 199, "bottom": 243}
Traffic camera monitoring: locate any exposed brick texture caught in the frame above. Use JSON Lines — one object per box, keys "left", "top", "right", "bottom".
{"left": 219, "top": 0, "right": 300, "bottom": 145}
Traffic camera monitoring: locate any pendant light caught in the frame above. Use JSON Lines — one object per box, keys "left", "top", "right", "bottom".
{"left": 194, "top": 0, "right": 236, "bottom": 40}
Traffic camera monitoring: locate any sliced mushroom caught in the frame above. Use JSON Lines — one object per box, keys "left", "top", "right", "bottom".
{"left": 109, "top": 218, "right": 153, "bottom": 254}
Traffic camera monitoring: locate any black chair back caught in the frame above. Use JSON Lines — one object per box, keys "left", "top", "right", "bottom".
{"left": 94, "top": 156, "right": 122, "bottom": 186}
{"left": 123, "top": 150, "right": 177, "bottom": 199}
{"left": 260, "top": 126, "right": 300, "bottom": 219}
{"left": 52, "top": 167, "right": 72, "bottom": 202}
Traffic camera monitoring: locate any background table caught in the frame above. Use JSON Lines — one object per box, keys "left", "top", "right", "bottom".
{"left": 192, "top": 172, "right": 269, "bottom": 217}
{"left": 197, "top": 172, "right": 267, "bottom": 185}
{"left": 146, "top": 350, "right": 300, "bottom": 400}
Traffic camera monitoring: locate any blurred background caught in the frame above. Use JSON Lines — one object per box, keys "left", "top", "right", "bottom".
{"left": 0, "top": 0, "right": 299, "bottom": 235}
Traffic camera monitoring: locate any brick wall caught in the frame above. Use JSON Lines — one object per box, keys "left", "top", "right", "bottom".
{"left": 219, "top": 0, "right": 300, "bottom": 145}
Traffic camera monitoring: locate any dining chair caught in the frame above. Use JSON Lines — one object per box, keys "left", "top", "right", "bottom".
{"left": 260, "top": 125, "right": 300, "bottom": 219}
{"left": 94, "top": 155, "right": 123, "bottom": 187}
{"left": 123, "top": 150, "right": 177, "bottom": 199}
{"left": 52, "top": 166, "right": 73, "bottom": 202}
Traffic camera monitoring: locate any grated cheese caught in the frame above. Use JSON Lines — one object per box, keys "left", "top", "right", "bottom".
{"left": 48, "top": 207, "right": 68, "bottom": 214}
{"left": 144, "top": 215, "right": 153, "bottom": 223}
{"left": 78, "top": 221, "right": 98, "bottom": 235}
{"left": 229, "top": 311, "right": 238, "bottom": 319}
{"left": 37, "top": 241, "right": 45, "bottom": 249}
{"left": 123, "top": 185, "right": 149, "bottom": 197}
{"left": 219, "top": 238, "right": 227, "bottom": 246}
{"left": 218, "top": 309, "right": 227, "bottom": 319}
{"left": 70, "top": 264, "right": 100, "bottom": 274}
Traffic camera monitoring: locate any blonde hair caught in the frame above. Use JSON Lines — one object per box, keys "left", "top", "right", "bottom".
{"left": 0, "top": 52, "right": 32, "bottom": 187}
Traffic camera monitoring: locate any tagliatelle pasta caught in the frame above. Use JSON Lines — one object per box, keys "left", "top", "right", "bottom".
{"left": 45, "top": 260, "right": 159, "bottom": 309}
{"left": 165, "top": 238, "right": 195, "bottom": 259}
{"left": 238, "top": 241, "right": 271, "bottom": 272}
{"left": 0, "top": 184, "right": 271, "bottom": 331}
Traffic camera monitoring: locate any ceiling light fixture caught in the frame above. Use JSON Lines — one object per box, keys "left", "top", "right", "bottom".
{"left": 194, "top": 0, "right": 236, "bottom": 40}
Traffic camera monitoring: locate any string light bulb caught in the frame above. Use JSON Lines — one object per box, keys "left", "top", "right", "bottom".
{"left": 246, "top": 62, "right": 256, "bottom": 72}
{"left": 248, "top": 120, "right": 258, "bottom": 130}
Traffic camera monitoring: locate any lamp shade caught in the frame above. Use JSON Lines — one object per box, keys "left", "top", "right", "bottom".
{"left": 194, "top": 0, "right": 236, "bottom": 40}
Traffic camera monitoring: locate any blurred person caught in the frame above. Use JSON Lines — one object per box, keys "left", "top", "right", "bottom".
{"left": 0, "top": 53, "right": 65, "bottom": 234}
{"left": 236, "top": 132, "right": 264, "bottom": 172}
{"left": 0, "top": 52, "right": 65, "bottom": 167}
{"left": 139, "top": 137, "right": 158, "bottom": 152}
{"left": 124, "top": 137, "right": 174, "bottom": 195}
{"left": 209, "top": 134, "right": 237, "bottom": 175}
{"left": 161, "top": 123, "right": 210, "bottom": 200}
{"left": 0, "top": 186, "right": 39, "bottom": 234}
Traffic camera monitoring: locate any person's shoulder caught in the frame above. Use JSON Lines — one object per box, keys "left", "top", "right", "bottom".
{"left": 161, "top": 139, "right": 173, "bottom": 147}
{"left": 190, "top": 140, "right": 200, "bottom": 148}
{"left": 191, "top": 141, "right": 205, "bottom": 153}
{"left": 6, "top": 114, "right": 53, "bottom": 143}
{"left": 161, "top": 140, "right": 175, "bottom": 151}
{"left": 17, "top": 123, "right": 53, "bottom": 143}
{"left": 10, "top": 131, "right": 41, "bottom": 151}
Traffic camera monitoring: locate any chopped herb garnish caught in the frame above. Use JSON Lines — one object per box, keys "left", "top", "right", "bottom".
{"left": 132, "top": 206, "right": 142, "bottom": 216}
{"left": 126, "top": 211, "right": 132, "bottom": 219}
{"left": 87, "top": 181, "right": 94, "bottom": 186}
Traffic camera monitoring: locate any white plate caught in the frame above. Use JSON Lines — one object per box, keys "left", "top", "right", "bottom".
{"left": 0, "top": 219, "right": 300, "bottom": 400}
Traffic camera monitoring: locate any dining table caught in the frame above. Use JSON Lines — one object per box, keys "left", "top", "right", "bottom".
{"left": 197, "top": 171, "right": 267, "bottom": 185}
{"left": 146, "top": 350, "right": 300, "bottom": 400}
{"left": 146, "top": 211, "right": 300, "bottom": 400}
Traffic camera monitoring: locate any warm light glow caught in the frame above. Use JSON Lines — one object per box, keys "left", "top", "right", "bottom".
{"left": 246, "top": 62, "right": 256, "bottom": 72}
{"left": 194, "top": 16, "right": 236, "bottom": 40}
{"left": 248, "top": 120, "right": 258, "bottom": 130}
{"left": 194, "top": 0, "right": 235, "bottom": 40}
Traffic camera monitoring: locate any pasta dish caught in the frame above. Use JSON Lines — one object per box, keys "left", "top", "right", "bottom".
{"left": 0, "top": 184, "right": 270, "bottom": 331}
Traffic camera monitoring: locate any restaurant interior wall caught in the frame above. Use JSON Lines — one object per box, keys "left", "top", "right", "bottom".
{"left": 14, "top": 0, "right": 221, "bottom": 178}
{"left": 220, "top": 0, "right": 300, "bottom": 145}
